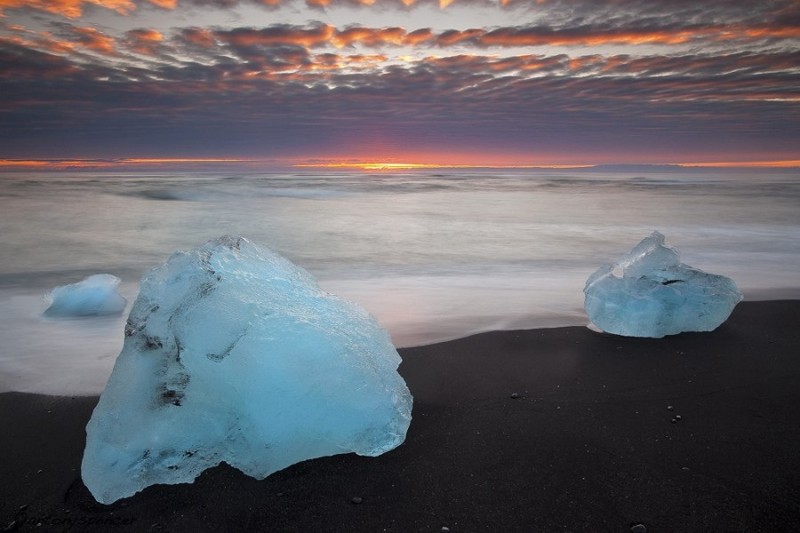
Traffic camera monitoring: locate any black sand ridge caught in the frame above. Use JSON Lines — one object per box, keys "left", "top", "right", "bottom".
{"left": 1, "top": 300, "right": 799, "bottom": 532}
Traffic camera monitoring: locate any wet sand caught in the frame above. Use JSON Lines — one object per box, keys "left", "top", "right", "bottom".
{"left": 2, "top": 300, "right": 799, "bottom": 532}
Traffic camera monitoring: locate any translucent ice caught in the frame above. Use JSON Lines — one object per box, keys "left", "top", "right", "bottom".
{"left": 583, "top": 231, "right": 743, "bottom": 338}
{"left": 81, "top": 236, "right": 412, "bottom": 504}
{"left": 44, "top": 274, "right": 127, "bottom": 317}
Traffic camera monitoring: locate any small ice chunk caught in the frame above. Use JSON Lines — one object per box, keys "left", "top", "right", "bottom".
{"left": 81, "top": 236, "right": 412, "bottom": 504}
{"left": 583, "top": 231, "right": 743, "bottom": 338}
{"left": 44, "top": 274, "right": 127, "bottom": 317}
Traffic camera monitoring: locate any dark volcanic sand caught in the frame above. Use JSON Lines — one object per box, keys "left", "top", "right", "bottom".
{"left": 1, "top": 300, "right": 799, "bottom": 532}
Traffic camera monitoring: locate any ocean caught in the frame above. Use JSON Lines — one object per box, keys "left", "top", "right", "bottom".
{"left": 1, "top": 168, "right": 798, "bottom": 394}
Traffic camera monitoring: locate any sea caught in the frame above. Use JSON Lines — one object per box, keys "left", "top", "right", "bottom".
{"left": 1, "top": 168, "right": 798, "bottom": 395}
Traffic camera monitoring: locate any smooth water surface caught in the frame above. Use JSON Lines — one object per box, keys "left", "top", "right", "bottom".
{"left": 1, "top": 169, "right": 798, "bottom": 393}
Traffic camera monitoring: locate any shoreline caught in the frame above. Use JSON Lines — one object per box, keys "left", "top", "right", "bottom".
{"left": 4, "top": 288, "right": 800, "bottom": 396}
{"left": 2, "top": 300, "right": 799, "bottom": 531}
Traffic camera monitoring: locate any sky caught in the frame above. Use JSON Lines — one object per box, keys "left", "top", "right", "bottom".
{"left": 0, "top": 0, "right": 799, "bottom": 167}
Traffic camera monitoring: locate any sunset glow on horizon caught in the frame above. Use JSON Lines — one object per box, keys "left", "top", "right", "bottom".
{"left": 0, "top": 158, "right": 264, "bottom": 170}
{"left": 1, "top": 157, "right": 799, "bottom": 172}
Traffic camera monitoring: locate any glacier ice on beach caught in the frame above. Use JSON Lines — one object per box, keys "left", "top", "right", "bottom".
{"left": 81, "top": 236, "right": 412, "bottom": 504}
{"left": 583, "top": 231, "right": 743, "bottom": 338}
{"left": 44, "top": 274, "right": 127, "bottom": 317}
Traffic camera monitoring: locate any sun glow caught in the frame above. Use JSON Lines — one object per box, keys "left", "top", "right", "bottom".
{"left": 2, "top": 158, "right": 798, "bottom": 172}
{"left": 294, "top": 157, "right": 800, "bottom": 171}
{"left": 293, "top": 161, "right": 592, "bottom": 171}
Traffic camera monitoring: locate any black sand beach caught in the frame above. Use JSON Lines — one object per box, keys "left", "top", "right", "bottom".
{"left": 2, "top": 300, "right": 799, "bottom": 532}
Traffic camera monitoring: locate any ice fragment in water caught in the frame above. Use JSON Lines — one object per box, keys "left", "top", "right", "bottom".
{"left": 44, "top": 274, "right": 127, "bottom": 317}
{"left": 583, "top": 231, "right": 743, "bottom": 338}
{"left": 81, "top": 236, "right": 412, "bottom": 504}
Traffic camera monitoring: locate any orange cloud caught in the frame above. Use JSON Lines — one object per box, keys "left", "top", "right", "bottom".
{"left": 303, "top": 0, "right": 381, "bottom": 5}
{"left": 476, "top": 24, "right": 800, "bottom": 47}
{"left": 307, "top": 53, "right": 388, "bottom": 72}
{"left": 332, "top": 26, "right": 407, "bottom": 47}
{"left": 129, "top": 28, "right": 162, "bottom": 42}
{"left": 219, "top": 25, "right": 335, "bottom": 48}
{"left": 567, "top": 54, "right": 603, "bottom": 72}
{"left": 219, "top": 25, "right": 433, "bottom": 50}
{"left": 743, "top": 25, "right": 800, "bottom": 40}
{"left": 0, "top": 0, "right": 175, "bottom": 17}
{"left": 311, "top": 52, "right": 339, "bottom": 69}
{"left": 126, "top": 28, "right": 164, "bottom": 55}
{"left": 72, "top": 26, "right": 116, "bottom": 55}
{"left": 216, "top": 24, "right": 437, "bottom": 51}
{"left": 2, "top": 22, "right": 119, "bottom": 57}
{"left": 492, "top": 54, "right": 561, "bottom": 72}
{"left": 0, "top": 0, "right": 134, "bottom": 18}
{"left": 181, "top": 28, "right": 216, "bottom": 48}
{"left": 147, "top": 0, "right": 175, "bottom": 8}
{"left": 421, "top": 53, "right": 565, "bottom": 76}
{"left": 477, "top": 28, "right": 696, "bottom": 47}
{"left": 435, "top": 28, "right": 483, "bottom": 47}
{"left": 425, "top": 54, "right": 479, "bottom": 68}
{"left": 0, "top": 32, "right": 74, "bottom": 55}
{"left": 405, "top": 28, "right": 434, "bottom": 45}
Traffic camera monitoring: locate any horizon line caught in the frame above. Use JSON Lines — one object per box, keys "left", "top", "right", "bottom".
{"left": 0, "top": 158, "right": 799, "bottom": 171}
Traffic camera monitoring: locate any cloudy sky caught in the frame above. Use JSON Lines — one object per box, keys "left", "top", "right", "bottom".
{"left": 1, "top": 0, "right": 799, "bottom": 167}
